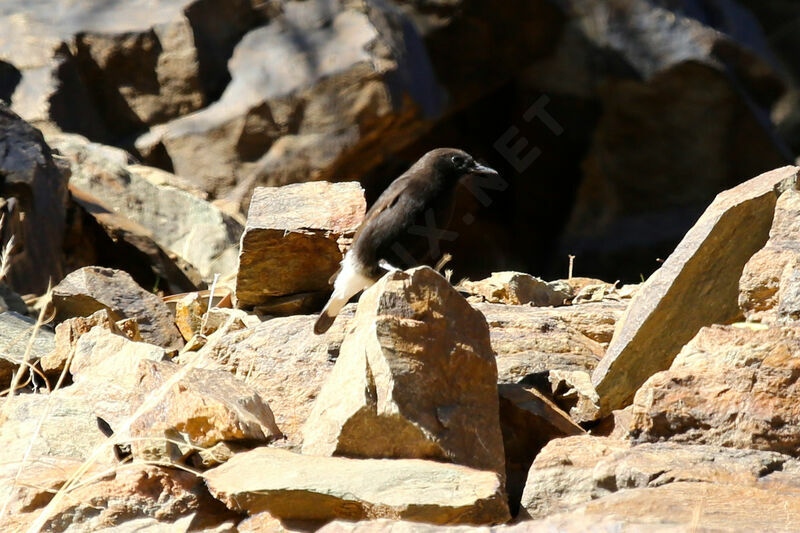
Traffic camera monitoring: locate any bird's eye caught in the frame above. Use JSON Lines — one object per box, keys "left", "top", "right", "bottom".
{"left": 451, "top": 155, "right": 467, "bottom": 168}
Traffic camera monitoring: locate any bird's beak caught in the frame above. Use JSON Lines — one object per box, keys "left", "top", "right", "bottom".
{"left": 470, "top": 162, "right": 498, "bottom": 176}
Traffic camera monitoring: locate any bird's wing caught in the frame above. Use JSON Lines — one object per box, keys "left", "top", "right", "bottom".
{"left": 352, "top": 173, "right": 423, "bottom": 243}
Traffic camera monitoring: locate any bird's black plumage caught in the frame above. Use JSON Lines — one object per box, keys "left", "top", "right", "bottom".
{"left": 314, "top": 148, "right": 497, "bottom": 334}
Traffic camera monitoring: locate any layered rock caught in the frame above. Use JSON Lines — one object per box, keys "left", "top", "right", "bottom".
{"left": 0, "top": 311, "right": 54, "bottom": 388}
{"left": 593, "top": 166, "right": 800, "bottom": 416}
{"left": 302, "top": 267, "right": 505, "bottom": 478}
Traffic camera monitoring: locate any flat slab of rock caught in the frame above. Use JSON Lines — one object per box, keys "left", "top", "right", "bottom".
{"left": 459, "top": 272, "right": 571, "bottom": 306}
{"left": 235, "top": 182, "right": 365, "bottom": 308}
{"left": 592, "top": 166, "right": 800, "bottom": 416}
{"left": 52, "top": 266, "right": 183, "bottom": 350}
{"left": 204, "top": 447, "right": 510, "bottom": 525}
{"left": 302, "top": 267, "right": 505, "bottom": 478}
{"left": 0, "top": 311, "right": 54, "bottom": 387}
{"left": 630, "top": 324, "right": 800, "bottom": 455}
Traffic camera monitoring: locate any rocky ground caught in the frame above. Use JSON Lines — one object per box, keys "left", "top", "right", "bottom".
{"left": 2, "top": 99, "right": 800, "bottom": 531}
{"left": 3, "top": 0, "right": 800, "bottom": 531}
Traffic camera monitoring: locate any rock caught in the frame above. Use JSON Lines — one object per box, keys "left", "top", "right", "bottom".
{"left": 0, "top": 389, "right": 113, "bottom": 462}
{"left": 174, "top": 292, "right": 252, "bottom": 341}
{"left": 547, "top": 369, "right": 600, "bottom": 423}
{"left": 66, "top": 186, "right": 203, "bottom": 294}
{"left": 498, "top": 383, "right": 583, "bottom": 514}
{"left": 0, "top": 311, "right": 54, "bottom": 388}
{"left": 235, "top": 182, "right": 365, "bottom": 308}
{"left": 52, "top": 266, "right": 184, "bottom": 351}
{"left": 0, "top": 104, "right": 68, "bottom": 295}
{"left": 592, "top": 166, "right": 800, "bottom": 417}
{"left": 630, "top": 324, "right": 800, "bottom": 456}
{"left": 739, "top": 187, "right": 800, "bottom": 323}
{"left": 0, "top": 0, "right": 269, "bottom": 140}
{"left": 459, "top": 272, "right": 571, "bottom": 306}
{"left": 204, "top": 447, "right": 510, "bottom": 526}
{"left": 40, "top": 308, "right": 141, "bottom": 375}
{"left": 204, "top": 309, "right": 354, "bottom": 448}
{"left": 51, "top": 133, "right": 243, "bottom": 280}
{"left": 301, "top": 267, "right": 505, "bottom": 478}
{"left": 29, "top": 464, "right": 235, "bottom": 533}
{"left": 474, "top": 303, "right": 606, "bottom": 385}
{"left": 0, "top": 283, "right": 28, "bottom": 315}
{"left": 138, "top": 0, "right": 442, "bottom": 198}
{"left": 129, "top": 360, "right": 282, "bottom": 465}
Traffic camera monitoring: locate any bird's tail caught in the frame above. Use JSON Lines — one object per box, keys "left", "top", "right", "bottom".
{"left": 314, "top": 251, "right": 374, "bottom": 334}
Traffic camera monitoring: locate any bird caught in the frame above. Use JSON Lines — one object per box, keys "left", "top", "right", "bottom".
{"left": 314, "top": 148, "right": 498, "bottom": 334}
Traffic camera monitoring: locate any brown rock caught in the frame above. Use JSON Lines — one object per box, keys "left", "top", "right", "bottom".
{"left": 204, "top": 309, "right": 354, "bottom": 448}
{"left": 0, "top": 104, "right": 68, "bottom": 295}
{"left": 52, "top": 266, "right": 184, "bottom": 351}
{"left": 40, "top": 308, "right": 141, "bottom": 374}
{"left": 498, "top": 383, "right": 584, "bottom": 514}
{"left": 301, "top": 267, "right": 505, "bottom": 478}
{"left": 592, "top": 166, "right": 800, "bottom": 417}
{"left": 0, "top": 311, "right": 54, "bottom": 388}
{"left": 739, "top": 187, "right": 800, "bottom": 323}
{"left": 66, "top": 186, "right": 203, "bottom": 294}
{"left": 129, "top": 359, "right": 282, "bottom": 464}
{"left": 235, "top": 182, "right": 365, "bottom": 308}
{"left": 204, "top": 447, "right": 510, "bottom": 526}
{"left": 459, "top": 272, "right": 571, "bottom": 306}
{"left": 547, "top": 369, "right": 600, "bottom": 423}
{"left": 630, "top": 324, "right": 800, "bottom": 455}
{"left": 174, "top": 293, "right": 257, "bottom": 341}
{"left": 474, "top": 303, "right": 606, "bottom": 384}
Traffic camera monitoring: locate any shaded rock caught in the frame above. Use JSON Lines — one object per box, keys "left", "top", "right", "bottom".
{"left": 0, "top": 0, "right": 269, "bottom": 140}
{"left": 235, "top": 182, "right": 365, "bottom": 308}
{"left": 204, "top": 309, "right": 354, "bottom": 448}
{"left": 459, "top": 272, "right": 571, "bottom": 306}
{"left": 301, "top": 267, "right": 505, "bottom": 478}
{"left": 40, "top": 308, "right": 141, "bottom": 375}
{"left": 52, "top": 266, "right": 184, "bottom": 351}
{"left": 0, "top": 282, "right": 28, "bottom": 315}
{"left": 474, "top": 303, "right": 606, "bottom": 385}
{"left": 498, "top": 383, "right": 583, "bottom": 515}
{"left": 51, "top": 133, "right": 243, "bottom": 280}
{"left": 204, "top": 447, "right": 510, "bottom": 526}
{"left": 630, "top": 324, "right": 800, "bottom": 456}
{"left": 0, "top": 104, "right": 68, "bottom": 295}
{"left": 547, "top": 369, "right": 600, "bottom": 424}
{"left": 0, "top": 389, "right": 113, "bottom": 462}
{"left": 129, "top": 359, "right": 282, "bottom": 465}
{"left": 592, "top": 166, "right": 800, "bottom": 417}
{"left": 739, "top": 187, "right": 800, "bottom": 323}
{"left": 66, "top": 186, "right": 202, "bottom": 294}
{"left": 139, "top": 0, "right": 442, "bottom": 198}
{"left": 0, "top": 311, "right": 54, "bottom": 388}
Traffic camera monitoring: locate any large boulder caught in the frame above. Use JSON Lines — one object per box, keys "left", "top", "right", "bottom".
{"left": 302, "top": 267, "right": 506, "bottom": 479}
{"left": 592, "top": 166, "right": 800, "bottom": 416}
{"left": 136, "top": 0, "right": 443, "bottom": 198}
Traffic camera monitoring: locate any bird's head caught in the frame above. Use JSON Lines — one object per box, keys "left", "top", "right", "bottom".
{"left": 425, "top": 148, "right": 498, "bottom": 184}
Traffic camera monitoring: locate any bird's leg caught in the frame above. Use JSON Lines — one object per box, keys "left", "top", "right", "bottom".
{"left": 378, "top": 259, "right": 402, "bottom": 272}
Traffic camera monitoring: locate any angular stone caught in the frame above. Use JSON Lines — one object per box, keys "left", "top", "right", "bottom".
{"left": 52, "top": 266, "right": 184, "bottom": 350}
{"left": 593, "top": 166, "right": 800, "bottom": 416}
{"left": 0, "top": 104, "right": 68, "bottom": 295}
{"left": 630, "top": 324, "right": 800, "bottom": 455}
{"left": 138, "top": 0, "right": 441, "bottom": 199}
{"left": 547, "top": 369, "right": 600, "bottom": 423}
{"left": 65, "top": 186, "right": 203, "bottom": 295}
{"left": 235, "top": 182, "right": 365, "bottom": 307}
{"left": 40, "top": 308, "right": 141, "bottom": 374}
{"left": 51, "top": 133, "right": 243, "bottom": 280}
{"left": 474, "top": 303, "right": 606, "bottom": 384}
{"left": 129, "top": 359, "right": 282, "bottom": 464}
{"left": 498, "top": 383, "right": 584, "bottom": 514}
{"left": 739, "top": 187, "right": 800, "bottom": 323}
{"left": 459, "top": 272, "right": 571, "bottom": 306}
{"left": 0, "top": 311, "right": 54, "bottom": 387}
{"left": 206, "top": 310, "right": 354, "bottom": 448}
{"left": 302, "top": 267, "right": 505, "bottom": 477}
{"left": 204, "top": 447, "right": 510, "bottom": 525}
